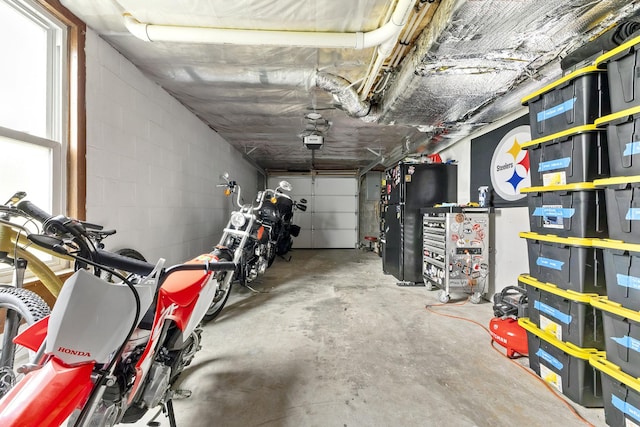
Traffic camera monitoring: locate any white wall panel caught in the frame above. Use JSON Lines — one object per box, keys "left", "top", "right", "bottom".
{"left": 314, "top": 212, "right": 357, "bottom": 229}
{"left": 295, "top": 229, "right": 313, "bottom": 248}
{"left": 314, "top": 195, "right": 356, "bottom": 212}
{"left": 268, "top": 175, "right": 357, "bottom": 248}
{"left": 280, "top": 176, "right": 313, "bottom": 195}
{"left": 314, "top": 177, "right": 357, "bottom": 195}
{"left": 312, "top": 230, "right": 357, "bottom": 249}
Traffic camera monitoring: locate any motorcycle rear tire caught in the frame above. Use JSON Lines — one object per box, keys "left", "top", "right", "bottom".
{"left": 202, "top": 251, "right": 233, "bottom": 323}
{"left": 0, "top": 286, "right": 51, "bottom": 398}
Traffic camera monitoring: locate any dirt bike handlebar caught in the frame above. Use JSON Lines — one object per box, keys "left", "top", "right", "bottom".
{"left": 16, "top": 201, "right": 152, "bottom": 275}
{"left": 96, "top": 251, "right": 235, "bottom": 276}
{"left": 94, "top": 249, "right": 155, "bottom": 276}
{"left": 20, "top": 200, "right": 236, "bottom": 277}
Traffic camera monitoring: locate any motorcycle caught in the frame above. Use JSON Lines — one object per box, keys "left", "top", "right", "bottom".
{"left": 0, "top": 200, "right": 235, "bottom": 427}
{"left": 262, "top": 186, "right": 307, "bottom": 257}
{"left": 202, "top": 173, "right": 301, "bottom": 321}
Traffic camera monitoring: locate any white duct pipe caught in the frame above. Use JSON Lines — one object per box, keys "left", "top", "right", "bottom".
{"left": 390, "top": 1, "right": 433, "bottom": 68}
{"left": 358, "top": 54, "right": 387, "bottom": 100}
{"left": 359, "top": 0, "right": 430, "bottom": 100}
{"left": 123, "top": 0, "right": 416, "bottom": 49}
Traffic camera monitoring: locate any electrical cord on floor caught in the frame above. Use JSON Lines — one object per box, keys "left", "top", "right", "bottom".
{"left": 243, "top": 283, "right": 270, "bottom": 293}
{"left": 424, "top": 299, "right": 595, "bottom": 427}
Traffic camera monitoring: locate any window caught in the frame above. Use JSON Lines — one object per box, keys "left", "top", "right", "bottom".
{"left": 0, "top": 0, "right": 66, "bottom": 215}
{"left": 0, "top": 0, "right": 85, "bottom": 280}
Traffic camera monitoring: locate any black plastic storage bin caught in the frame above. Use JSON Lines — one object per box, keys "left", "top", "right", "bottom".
{"left": 591, "top": 356, "right": 640, "bottom": 427}
{"left": 592, "top": 297, "right": 640, "bottom": 379}
{"left": 519, "top": 318, "right": 604, "bottom": 407}
{"left": 595, "top": 34, "right": 640, "bottom": 114}
{"left": 521, "top": 183, "right": 608, "bottom": 238}
{"left": 519, "top": 274, "right": 604, "bottom": 350}
{"left": 595, "top": 107, "right": 640, "bottom": 177}
{"left": 522, "top": 66, "right": 610, "bottom": 140}
{"left": 595, "top": 176, "right": 640, "bottom": 243}
{"left": 520, "top": 231, "right": 606, "bottom": 294}
{"left": 594, "top": 239, "right": 640, "bottom": 311}
{"left": 521, "top": 125, "right": 609, "bottom": 187}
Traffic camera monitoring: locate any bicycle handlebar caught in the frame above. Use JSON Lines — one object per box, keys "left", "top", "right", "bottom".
{"left": 16, "top": 200, "right": 53, "bottom": 225}
{"left": 19, "top": 200, "right": 237, "bottom": 278}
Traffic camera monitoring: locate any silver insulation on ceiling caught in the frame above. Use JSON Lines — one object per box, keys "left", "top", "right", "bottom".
{"left": 382, "top": 0, "right": 640, "bottom": 153}
{"left": 61, "top": 0, "right": 640, "bottom": 170}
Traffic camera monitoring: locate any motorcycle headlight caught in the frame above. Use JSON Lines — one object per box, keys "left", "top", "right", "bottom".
{"left": 230, "top": 212, "right": 246, "bottom": 228}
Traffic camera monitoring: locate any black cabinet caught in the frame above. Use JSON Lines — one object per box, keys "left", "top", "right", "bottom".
{"left": 382, "top": 163, "right": 457, "bottom": 284}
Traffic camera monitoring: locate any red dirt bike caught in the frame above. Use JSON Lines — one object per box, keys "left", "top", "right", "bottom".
{"left": 0, "top": 200, "right": 235, "bottom": 426}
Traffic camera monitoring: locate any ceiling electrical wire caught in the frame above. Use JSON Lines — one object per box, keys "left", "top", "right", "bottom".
{"left": 424, "top": 301, "right": 596, "bottom": 427}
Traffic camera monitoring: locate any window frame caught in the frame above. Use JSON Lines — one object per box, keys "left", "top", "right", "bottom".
{"left": 38, "top": 0, "right": 86, "bottom": 220}
{"left": 0, "top": 0, "right": 85, "bottom": 297}
{"left": 0, "top": 0, "right": 67, "bottom": 217}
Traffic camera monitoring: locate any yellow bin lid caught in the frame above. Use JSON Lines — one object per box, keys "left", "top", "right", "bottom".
{"left": 590, "top": 296, "right": 640, "bottom": 324}
{"left": 521, "top": 124, "right": 600, "bottom": 149}
{"left": 521, "top": 66, "right": 604, "bottom": 106}
{"left": 592, "top": 238, "right": 640, "bottom": 254}
{"left": 518, "top": 318, "right": 605, "bottom": 358}
{"left": 519, "top": 274, "right": 598, "bottom": 302}
{"left": 595, "top": 105, "right": 640, "bottom": 128}
{"left": 594, "top": 175, "right": 640, "bottom": 188}
{"left": 520, "top": 182, "right": 597, "bottom": 194}
{"left": 519, "top": 231, "right": 594, "bottom": 247}
{"left": 590, "top": 355, "right": 640, "bottom": 394}
{"left": 595, "top": 33, "right": 640, "bottom": 68}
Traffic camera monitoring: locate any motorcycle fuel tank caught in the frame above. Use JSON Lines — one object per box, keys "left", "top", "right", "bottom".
{"left": 259, "top": 201, "right": 280, "bottom": 223}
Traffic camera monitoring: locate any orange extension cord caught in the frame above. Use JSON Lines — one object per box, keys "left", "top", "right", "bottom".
{"left": 425, "top": 299, "right": 595, "bottom": 427}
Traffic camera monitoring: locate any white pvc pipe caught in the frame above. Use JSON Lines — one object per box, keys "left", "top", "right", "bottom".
{"left": 390, "top": 1, "right": 433, "bottom": 68}
{"left": 123, "top": 0, "right": 415, "bottom": 50}
{"left": 124, "top": 13, "right": 365, "bottom": 48}
{"left": 357, "top": 0, "right": 419, "bottom": 99}
{"left": 358, "top": 54, "right": 387, "bottom": 99}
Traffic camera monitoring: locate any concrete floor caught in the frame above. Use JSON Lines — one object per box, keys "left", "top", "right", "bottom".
{"left": 135, "top": 249, "right": 606, "bottom": 427}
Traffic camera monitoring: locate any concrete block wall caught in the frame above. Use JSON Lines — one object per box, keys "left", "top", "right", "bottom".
{"left": 84, "top": 29, "right": 257, "bottom": 265}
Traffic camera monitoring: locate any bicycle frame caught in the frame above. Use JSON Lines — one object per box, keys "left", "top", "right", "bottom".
{"left": 0, "top": 221, "right": 68, "bottom": 298}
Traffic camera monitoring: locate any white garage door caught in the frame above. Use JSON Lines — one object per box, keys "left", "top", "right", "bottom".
{"left": 267, "top": 175, "right": 357, "bottom": 248}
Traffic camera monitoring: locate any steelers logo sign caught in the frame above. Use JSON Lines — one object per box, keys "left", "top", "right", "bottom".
{"left": 490, "top": 125, "right": 531, "bottom": 201}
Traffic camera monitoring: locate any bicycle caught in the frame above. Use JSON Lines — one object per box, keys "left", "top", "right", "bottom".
{"left": 0, "top": 193, "right": 58, "bottom": 397}
{"left": 0, "top": 192, "right": 147, "bottom": 397}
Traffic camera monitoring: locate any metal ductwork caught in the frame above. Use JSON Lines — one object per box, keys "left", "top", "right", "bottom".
{"left": 314, "top": 72, "right": 378, "bottom": 122}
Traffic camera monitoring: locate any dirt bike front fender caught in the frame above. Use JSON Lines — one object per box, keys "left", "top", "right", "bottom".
{"left": 0, "top": 357, "right": 94, "bottom": 427}
{"left": 13, "top": 315, "right": 49, "bottom": 352}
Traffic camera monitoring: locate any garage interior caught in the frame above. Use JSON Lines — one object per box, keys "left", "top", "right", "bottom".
{"left": 3, "top": 0, "right": 640, "bottom": 426}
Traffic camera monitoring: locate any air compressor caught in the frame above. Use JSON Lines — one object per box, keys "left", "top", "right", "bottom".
{"left": 489, "top": 286, "right": 529, "bottom": 358}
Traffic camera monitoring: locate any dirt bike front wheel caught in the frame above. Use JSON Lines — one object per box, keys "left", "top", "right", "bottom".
{"left": 0, "top": 286, "right": 50, "bottom": 398}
